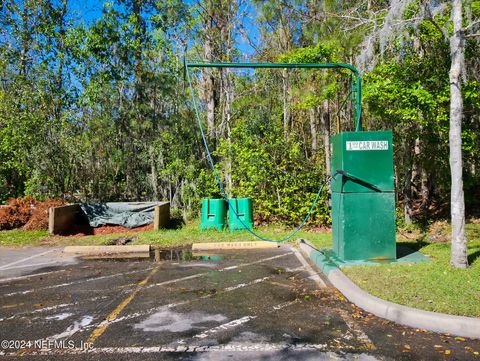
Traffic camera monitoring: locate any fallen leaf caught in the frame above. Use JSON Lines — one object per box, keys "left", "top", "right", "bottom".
{"left": 434, "top": 345, "right": 443, "bottom": 349}
{"left": 404, "top": 344, "right": 411, "bottom": 350}
{"left": 445, "top": 350, "right": 451, "bottom": 355}
{"left": 455, "top": 337, "right": 466, "bottom": 341}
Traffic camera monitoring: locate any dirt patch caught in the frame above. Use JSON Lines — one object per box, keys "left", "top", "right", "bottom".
{"left": 427, "top": 220, "right": 450, "bottom": 243}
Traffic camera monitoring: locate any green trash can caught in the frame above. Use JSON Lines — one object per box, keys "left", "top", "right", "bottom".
{"left": 229, "top": 198, "right": 254, "bottom": 231}
{"left": 200, "top": 198, "right": 227, "bottom": 230}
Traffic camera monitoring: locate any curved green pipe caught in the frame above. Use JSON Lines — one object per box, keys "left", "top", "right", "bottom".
{"left": 185, "top": 60, "right": 362, "bottom": 132}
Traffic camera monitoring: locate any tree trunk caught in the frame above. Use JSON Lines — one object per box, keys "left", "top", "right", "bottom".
{"left": 449, "top": 0, "right": 468, "bottom": 268}
{"left": 282, "top": 69, "right": 289, "bottom": 141}
{"left": 320, "top": 101, "right": 331, "bottom": 176}
{"left": 203, "top": 4, "right": 216, "bottom": 139}
{"left": 149, "top": 146, "right": 158, "bottom": 201}
{"left": 309, "top": 107, "right": 318, "bottom": 155}
{"left": 420, "top": 168, "right": 430, "bottom": 212}
{"left": 403, "top": 141, "right": 413, "bottom": 225}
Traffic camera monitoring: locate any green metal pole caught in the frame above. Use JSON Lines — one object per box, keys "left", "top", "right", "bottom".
{"left": 185, "top": 61, "right": 363, "bottom": 131}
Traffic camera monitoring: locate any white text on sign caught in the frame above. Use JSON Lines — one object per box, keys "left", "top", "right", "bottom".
{"left": 346, "top": 140, "right": 388, "bottom": 151}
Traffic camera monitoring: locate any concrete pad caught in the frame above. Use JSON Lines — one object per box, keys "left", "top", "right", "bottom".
{"left": 63, "top": 245, "right": 150, "bottom": 258}
{"left": 192, "top": 241, "right": 279, "bottom": 251}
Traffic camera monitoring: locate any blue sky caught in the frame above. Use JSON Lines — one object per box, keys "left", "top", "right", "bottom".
{"left": 65, "top": 0, "right": 260, "bottom": 57}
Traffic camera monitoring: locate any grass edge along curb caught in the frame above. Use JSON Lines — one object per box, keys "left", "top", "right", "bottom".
{"left": 192, "top": 241, "right": 280, "bottom": 251}
{"left": 297, "top": 239, "right": 480, "bottom": 339}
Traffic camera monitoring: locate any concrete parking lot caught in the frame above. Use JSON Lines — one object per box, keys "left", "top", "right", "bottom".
{"left": 0, "top": 245, "right": 479, "bottom": 360}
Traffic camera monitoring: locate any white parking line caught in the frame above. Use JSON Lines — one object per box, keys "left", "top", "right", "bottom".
{"left": 0, "top": 261, "right": 66, "bottom": 271}
{"left": 0, "top": 296, "right": 110, "bottom": 322}
{"left": 194, "top": 316, "right": 256, "bottom": 339}
{"left": 0, "top": 270, "right": 66, "bottom": 283}
{"left": 66, "top": 274, "right": 290, "bottom": 334}
{"left": 145, "top": 253, "right": 292, "bottom": 290}
{"left": 1, "top": 342, "right": 356, "bottom": 356}
{"left": 0, "top": 249, "right": 56, "bottom": 270}
{"left": 337, "top": 309, "right": 376, "bottom": 350}
{"left": 193, "top": 299, "right": 299, "bottom": 340}
{"left": 46, "top": 266, "right": 305, "bottom": 339}
{"left": 2, "top": 267, "right": 154, "bottom": 297}
{"left": 291, "top": 246, "right": 327, "bottom": 288}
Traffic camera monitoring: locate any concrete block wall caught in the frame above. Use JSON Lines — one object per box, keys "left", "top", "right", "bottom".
{"left": 154, "top": 202, "right": 170, "bottom": 230}
{"left": 48, "top": 204, "right": 83, "bottom": 235}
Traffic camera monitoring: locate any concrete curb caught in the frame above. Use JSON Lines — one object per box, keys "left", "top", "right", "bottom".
{"left": 298, "top": 239, "right": 480, "bottom": 339}
{"left": 192, "top": 241, "right": 279, "bottom": 251}
{"left": 64, "top": 245, "right": 150, "bottom": 258}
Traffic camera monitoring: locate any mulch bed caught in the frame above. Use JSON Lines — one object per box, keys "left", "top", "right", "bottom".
{"left": 0, "top": 198, "right": 66, "bottom": 231}
{"left": 23, "top": 199, "right": 65, "bottom": 230}
{"left": 63, "top": 223, "right": 154, "bottom": 237}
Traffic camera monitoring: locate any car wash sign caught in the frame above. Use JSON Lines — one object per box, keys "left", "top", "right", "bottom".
{"left": 346, "top": 140, "right": 389, "bottom": 151}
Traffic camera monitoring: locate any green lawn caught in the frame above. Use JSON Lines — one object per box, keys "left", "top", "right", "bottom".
{"left": 343, "top": 222, "right": 480, "bottom": 317}
{"left": 0, "top": 220, "right": 332, "bottom": 248}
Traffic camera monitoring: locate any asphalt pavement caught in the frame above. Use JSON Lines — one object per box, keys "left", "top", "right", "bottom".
{"left": 0, "top": 245, "right": 479, "bottom": 360}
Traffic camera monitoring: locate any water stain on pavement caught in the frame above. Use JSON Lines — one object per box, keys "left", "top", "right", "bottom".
{"left": 134, "top": 309, "right": 227, "bottom": 332}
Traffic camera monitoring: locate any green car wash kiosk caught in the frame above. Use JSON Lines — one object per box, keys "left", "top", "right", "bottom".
{"left": 185, "top": 60, "right": 396, "bottom": 262}
{"left": 331, "top": 131, "right": 396, "bottom": 262}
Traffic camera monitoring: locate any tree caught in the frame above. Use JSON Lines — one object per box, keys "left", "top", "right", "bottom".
{"left": 449, "top": 0, "right": 468, "bottom": 268}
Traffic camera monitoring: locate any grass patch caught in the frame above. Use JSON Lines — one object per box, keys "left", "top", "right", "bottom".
{"left": 0, "top": 220, "right": 332, "bottom": 248}
{"left": 0, "top": 229, "right": 49, "bottom": 246}
{"left": 343, "top": 223, "right": 480, "bottom": 317}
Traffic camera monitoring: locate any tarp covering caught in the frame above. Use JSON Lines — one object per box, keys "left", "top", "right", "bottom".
{"left": 80, "top": 202, "right": 161, "bottom": 228}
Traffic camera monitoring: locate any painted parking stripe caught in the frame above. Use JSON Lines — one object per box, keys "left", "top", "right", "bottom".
{"left": 2, "top": 267, "right": 155, "bottom": 297}
{"left": 57, "top": 274, "right": 285, "bottom": 336}
{"left": 0, "top": 260, "right": 68, "bottom": 271}
{"left": 2, "top": 253, "right": 291, "bottom": 297}
{"left": 0, "top": 296, "right": 110, "bottom": 322}
{"left": 194, "top": 316, "right": 256, "bottom": 339}
{"left": 145, "top": 252, "right": 292, "bottom": 290}
{"left": 43, "top": 267, "right": 305, "bottom": 340}
{"left": 193, "top": 299, "right": 299, "bottom": 339}
{"left": 337, "top": 308, "right": 376, "bottom": 351}
{"left": 90, "top": 265, "right": 304, "bottom": 331}
{"left": 0, "top": 249, "right": 56, "bottom": 270}
{"left": 291, "top": 246, "right": 327, "bottom": 288}
{"left": 12, "top": 253, "right": 300, "bottom": 346}
{"left": 0, "top": 270, "right": 66, "bottom": 283}
{"left": 0, "top": 342, "right": 366, "bottom": 356}
{"left": 86, "top": 266, "right": 160, "bottom": 344}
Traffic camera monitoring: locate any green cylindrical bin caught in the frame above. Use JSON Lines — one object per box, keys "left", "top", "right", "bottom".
{"left": 200, "top": 199, "right": 227, "bottom": 230}
{"left": 229, "top": 198, "right": 254, "bottom": 231}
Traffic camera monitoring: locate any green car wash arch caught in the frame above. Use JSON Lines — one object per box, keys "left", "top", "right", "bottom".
{"left": 185, "top": 61, "right": 396, "bottom": 262}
